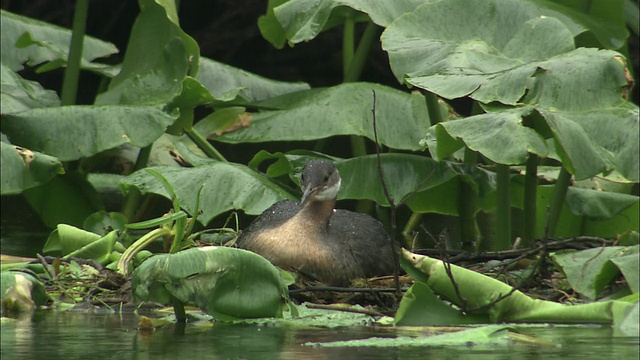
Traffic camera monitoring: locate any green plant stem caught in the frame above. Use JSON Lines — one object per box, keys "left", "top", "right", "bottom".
{"left": 425, "top": 91, "right": 443, "bottom": 126}
{"left": 61, "top": 0, "right": 89, "bottom": 106}
{"left": 121, "top": 188, "right": 141, "bottom": 222}
{"left": 459, "top": 147, "right": 479, "bottom": 250}
{"left": 546, "top": 167, "right": 572, "bottom": 238}
{"left": 401, "top": 212, "right": 423, "bottom": 249}
{"left": 522, "top": 154, "right": 538, "bottom": 247}
{"left": 342, "top": 15, "right": 355, "bottom": 80}
{"left": 350, "top": 136, "right": 367, "bottom": 157}
{"left": 171, "top": 295, "right": 187, "bottom": 322}
{"left": 494, "top": 164, "right": 512, "bottom": 250}
{"left": 117, "top": 227, "right": 172, "bottom": 275}
{"left": 344, "top": 21, "right": 378, "bottom": 83}
{"left": 121, "top": 145, "right": 153, "bottom": 221}
{"left": 185, "top": 128, "right": 227, "bottom": 162}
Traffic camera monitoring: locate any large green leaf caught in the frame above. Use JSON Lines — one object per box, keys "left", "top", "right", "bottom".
{"left": 266, "top": 0, "right": 423, "bottom": 46}
{"left": 336, "top": 154, "right": 458, "bottom": 206}
{"left": 521, "top": 49, "right": 629, "bottom": 111}
{"left": 0, "top": 9, "right": 118, "bottom": 75}
{"left": 0, "top": 142, "right": 64, "bottom": 195}
{"left": 565, "top": 187, "right": 639, "bottom": 220}
{"left": 541, "top": 0, "right": 628, "bottom": 49}
{"left": 197, "top": 57, "right": 310, "bottom": 103}
{"left": 381, "top": 0, "right": 628, "bottom": 107}
{"left": 23, "top": 172, "right": 104, "bottom": 228}
{"left": 583, "top": 201, "right": 639, "bottom": 239}
{"left": 1, "top": 105, "right": 177, "bottom": 161}
{"left": 424, "top": 107, "right": 547, "bottom": 164}
{"left": 120, "top": 162, "right": 296, "bottom": 225}
{"left": 262, "top": 0, "right": 627, "bottom": 49}
{"left": 95, "top": 1, "right": 198, "bottom": 105}
{"left": 552, "top": 246, "right": 639, "bottom": 299}
{"left": 132, "top": 246, "right": 289, "bottom": 319}
{"left": 0, "top": 64, "right": 60, "bottom": 114}
{"left": 216, "top": 83, "right": 432, "bottom": 151}
{"left": 538, "top": 105, "right": 639, "bottom": 182}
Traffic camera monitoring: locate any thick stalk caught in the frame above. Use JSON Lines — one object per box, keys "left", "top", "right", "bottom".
{"left": 61, "top": 0, "right": 89, "bottom": 105}
{"left": 522, "top": 154, "right": 538, "bottom": 246}
{"left": 401, "top": 92, "right": 443, "bottom": 240}
{"left": 342, "top": 15, "right": 355, "bottom": 80}
{"left": 121, "top": 145, "right": 153, "bottom": 220}
{"left": 546, "top": 167, "right": 572, "bottom": 238}
{"left": 425, "top": 91, "right": 443, "bottom": 126}
{"left": 402, "top": 212, "right": 423, "bottom": 249}
{"left": 493, "top": 164, "right": 512, "bottom": 250}
{"left": 171, "top": 295, "right": 187, "bottom": 322}
{"left": 344, "top": 21, "right": 378, "bottom": 83}
{"left": 185, "top": 128, "right": 227, "bottom": 162}
{"left": 459, "top": 148, "right": 479, "bottom": 250}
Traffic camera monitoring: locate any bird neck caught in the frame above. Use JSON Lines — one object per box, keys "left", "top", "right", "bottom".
{"left": 296, "top": 199, "right": 335, "bottom": 229}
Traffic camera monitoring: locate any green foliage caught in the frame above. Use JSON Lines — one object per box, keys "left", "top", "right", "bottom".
{"left": 552, "top": 245, "right": 639, "bottom": 299}
{"left": 400, "top": 249, "right": 636, "bottom": 325}
{"left": 131, "top": 247, "right": 290, "bottom": 320}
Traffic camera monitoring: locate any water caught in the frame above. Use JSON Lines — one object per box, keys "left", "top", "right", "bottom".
{"left": 1, "top": 312, "right": 638, "bottom": 360}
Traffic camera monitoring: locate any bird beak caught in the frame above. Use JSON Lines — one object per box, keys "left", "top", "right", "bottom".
{"left": 300, "top": 184, "right": 315, "bottom": 205}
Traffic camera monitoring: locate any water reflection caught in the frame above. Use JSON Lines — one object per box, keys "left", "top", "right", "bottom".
{"left": 1, "top": 312, "right": 639, "bottom": 360}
